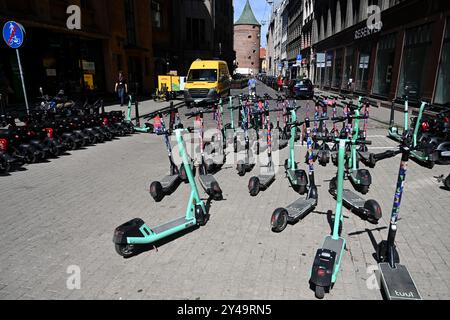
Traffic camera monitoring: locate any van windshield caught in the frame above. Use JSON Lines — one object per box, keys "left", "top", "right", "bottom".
{"left": 187, "top": 69, "right": 218, "bottom": 82}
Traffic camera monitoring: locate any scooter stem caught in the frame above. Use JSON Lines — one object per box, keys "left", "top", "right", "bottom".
{"left": 175, "top": 129, "right": 205, "bottom": 215}
{"left": 334, "top": 139, "right": 347, "bottom": 240}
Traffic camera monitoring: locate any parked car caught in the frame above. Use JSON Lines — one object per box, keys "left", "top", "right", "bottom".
{"left": 293, "top": 79, "right": 314, "bottom": 99}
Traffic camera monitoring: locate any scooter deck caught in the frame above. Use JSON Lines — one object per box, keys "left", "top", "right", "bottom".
{"left": 286, "top": 198, "right": 316, "bottom": 221}
{"left": 199, "top": 174, "right": 218, "bottom": 190}
{"left": 152, "top": 216, "right": 196, "bottom": 235}
{"left": 258, "top": 173, "right": 275, "bottom": 186}
{"left": 411, "top": 149, "right": 436, "bottom": 162}
{"left": 160, "top": 175, "right": 180, "bottom": 190}
{"left": 358, "top": 151, "right": 370, "bottom": 161}
{"left": 342, "top": 189, "right": 366, "bottom": 208}
{"left": 388, "top": 131, "right": 402, "bottom": 142}
{"left": 287, "top": 169, "right": 307, "bottom": 185}
{"left": 379, "top": 263, "right": 422, "bottom": 300}
{"left": 322, "top": 236, "right": 345, "bottom": 281}
{"left": 279, "top": 139, "right": 288, "bottom": 150}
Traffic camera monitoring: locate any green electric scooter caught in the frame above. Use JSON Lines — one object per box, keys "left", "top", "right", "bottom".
{"left": 409, "top": 101, "right": 438, "bottom": 168}
{"left": 345, "top": 97, "right": 373, "bottom": 195}
{"left": 225, "top": 95, "right": 242, "bottom": 153}
{"left": 113, "top": 129, "right": 209, "bottom": 258}
{"left": 388, "top": 95, "right": 410, "bottom": 142}
{"left": 310, "top": 137, "right": 371, "bottom": 299}
{"left": 125, "top": 95, "right": 154, "bottom": 133}
{"left": 284, "top": 101, "right": 308, "bottom": 195}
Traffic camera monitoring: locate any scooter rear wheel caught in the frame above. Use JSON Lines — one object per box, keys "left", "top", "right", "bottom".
{"left": 359, "top": 185, "right": 369, "bottom": 195}
{"left": 329, "top": 177, "right": 337, "bottom": 194}
{"left": 210, "top": 181, "right": 223, "bottom": 201}
{"left": 150, "top": 181, "right": 164, "bottom": 202}
{"left": 248, "top": 177, "right": 260, "bottom": 197}
{"left": 0, "top": 157, "right": 10, "bottom": 173}
{"left": 271, "top": 208, "right": 288, "bottom": 233}
{"left": 115, "top": 244, "right": 136, "bottom": 258}
{"left": 179, "top": 164, "right": 189, "bottom": 183}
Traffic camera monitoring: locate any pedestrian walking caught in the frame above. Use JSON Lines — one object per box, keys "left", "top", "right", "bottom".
{"left": 115, "top": 71, "right": 128, "bottom": 106}
{"left": 248, "top": 75, "right": 257, "bottom": 97}
{"left": 277, "top": 75, "right": 283, "bottom": 92}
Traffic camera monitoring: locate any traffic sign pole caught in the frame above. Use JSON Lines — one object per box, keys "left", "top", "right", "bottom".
{"left": 16, "top": 49, "right": 29, "bottom": 115}
{"left": 3, "top": 21, "right": 29, "bottom": 115}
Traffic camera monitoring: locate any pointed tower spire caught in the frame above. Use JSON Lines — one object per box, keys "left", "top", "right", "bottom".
{"left": 235, "top": 0, "right": 261, "bottom": 26}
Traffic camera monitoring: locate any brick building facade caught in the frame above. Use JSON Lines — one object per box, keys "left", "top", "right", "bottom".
{"left": 234, "top": 0, "right": 261, "bottom": 75}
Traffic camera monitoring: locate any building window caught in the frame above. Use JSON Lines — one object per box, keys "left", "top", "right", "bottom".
{"left": 152, "top": 1, "right": 162, "bottom": 29}
{"left": 343, "top": 47, "right": 355, "bottom": 89}
{"left": 124, "top": 0, "right": 137, "bottom": 45}
{"left": 397, "top": 23, "right": 433, "bottom": 100}
{"left": 325, "top": 52, "right": 334, "bottom": 87}
{"left": 435, "top": 19, "right": 450, "bottom": 104}
{"left": 356, "top": 48, "right": 372, "bottom": 91}
{"left": 186, "top": 18, "right": 192, "bottom": 41}
{"left": 373, "top": 33, "right": 396, "bottom": 96}
{"left": 333, "top": 49, "right": 344, "bottom": 88}
{"left": 186, "top": 18, "right": 206, "bottom": 47}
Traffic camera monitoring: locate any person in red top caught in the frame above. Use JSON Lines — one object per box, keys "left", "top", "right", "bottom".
{"left": 277, "top": 76, "right": 283, "bottom": 92}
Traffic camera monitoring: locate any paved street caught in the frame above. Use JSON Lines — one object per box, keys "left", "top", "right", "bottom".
{"left": 0, "top": 82, "right": 449, "bottom": 300}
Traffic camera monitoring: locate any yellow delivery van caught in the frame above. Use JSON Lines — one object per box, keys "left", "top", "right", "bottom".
{"left": 184, "top": 59, "right": 231, "bottom": 104}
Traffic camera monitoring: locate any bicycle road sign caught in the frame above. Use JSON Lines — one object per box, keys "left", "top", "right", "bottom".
{"left": 3, "top": 21, "right": 25, "bottom": 49}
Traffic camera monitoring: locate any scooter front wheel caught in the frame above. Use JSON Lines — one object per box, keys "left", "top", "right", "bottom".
{"left": 315, "top": 286, "right": 325, "bottom": 300}
{"left": 115, "top": 244, "right": 136, "bottom": 258}
{"left": 293, "top": 184, "right": 307, "bottom": 195}
{"left": 364, "top": 199, "right": 382, "bottom": 223}
{"left": 237, "top": 163, "right": 246, "bottom": 176}
{"left": 271, "top": 208, "right": 288, "bottom": 233}
{"left": 445, "top": 175, "right": 450, "bottom": 190}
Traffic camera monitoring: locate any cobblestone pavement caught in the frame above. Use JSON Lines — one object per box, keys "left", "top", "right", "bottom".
{"left": 0, "top": 82, "right": 449, "bottom": 300}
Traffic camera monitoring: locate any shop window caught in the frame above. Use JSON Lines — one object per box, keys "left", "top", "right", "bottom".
{"left": 398, "top": 23, "right": 433, "bottom": 100}
{"left": 333, "top": 49, "right": 344, "bottom": 88}
{"left": 356, "top": 48, "right": 371, "bottom": 91}
{"left": 373, "top": 33, "right": 396, "bottom": 96}
{"left": 434, "top": 19, "right": 450, "bottom": 105}
{"left": 325, "top": 52, "right": 334, "bottom": 87}
{"left": 152, "top": 1, "right": 162, "bottom": 29}
{"left": 343, "top": 47, "right": 355, "bottom": 90}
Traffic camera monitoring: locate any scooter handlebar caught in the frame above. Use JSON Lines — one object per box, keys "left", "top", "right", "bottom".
{"left": 372, "top": 149, "right": 402, "bottom": 162}
{"left": 332, "top": 115, "right": 368, "bottom": 123}
{"left": 355, "top": 139, "right": 372, "bottom": 146}
{"left": 185, "top": 109, "right": 215, "bottom": 118}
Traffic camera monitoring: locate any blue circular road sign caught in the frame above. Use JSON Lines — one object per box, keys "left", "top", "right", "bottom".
{"left": 3, "top": 21, "right": 25, "bottom": 49}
